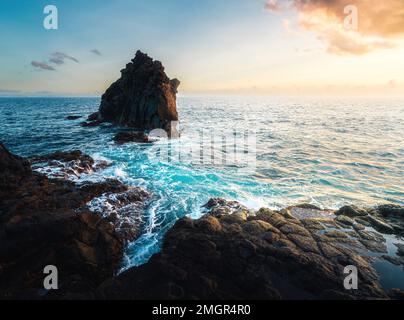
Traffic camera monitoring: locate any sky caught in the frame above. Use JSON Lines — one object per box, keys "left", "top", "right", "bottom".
{"left": 0, "top": 0, "right": 403, "bottom": 96}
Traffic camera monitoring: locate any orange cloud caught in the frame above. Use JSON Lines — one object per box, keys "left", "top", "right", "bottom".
{"left": 265, "top": 0, "right": 282, "bottom": 11}
{"left": 266, "top": 0, "right": 404, "bottom": 54}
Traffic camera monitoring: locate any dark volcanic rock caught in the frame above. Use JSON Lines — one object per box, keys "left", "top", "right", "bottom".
{"left": 377, "top": 204, "right": 404, "bottom": 217}
{"left": 90, "top": 51, "right": 179, "bottom": 135}
{"left": 87, "top": 112, "right": 100, "bottom": 122}
{"left": 66, "top": 115, "right": 82, "bottom": 120}
{"left": 0, "top": 143, "right": 149, "bottom": 299}
{"left": 87, "top": 186, "right": 151, "bottom": 242}
{"left": 389, "top": 288, "right": 404, "bottom": 300}
{"left": 31, "top": 150, "right": 96, "bottom": 169}
{"left": 3, "top": 141, "right": 404, "bottom": 300}
{"left": 96, "top": 199, "right": 389, "bottom": 300}
{"left": 30, "top": 150, "right": 110, "bottom": 180}
{"left": 114, "top": 131, "right": 150, "bottom": 145}
{"left": 336, "top": 205, "right": 403, "bottom": 235}
{"left": 336, "top": 206, "right": 368, "bottom": 218}
{"left": 80, "top": 112, "right": 103, "bottom": 126}
{"left": 0, "top": 210, "right": 123, "bottom": 299}
{"left": 80, "top": 119, "right": 103, "bottom": 127}
{"left": 0, "top": 142, "right": 31, "bottom": 186}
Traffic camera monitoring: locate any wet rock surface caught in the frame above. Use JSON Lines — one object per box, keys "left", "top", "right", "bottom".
{"left": 30, "top": 150, "right": 111, "bottom": 180}
{"left": 114, "top": 131, "right": 151, "bottom": 145}
{"left": 0, "top": 142, "right": 31, "bottom": 186}
{"left": 86, "top": 51, "right": 180, "bottom": 135}
{"left": 97, "top": 199, "right": 404, "bottom": 300}
{"left": 0, "top": 143, "right": 149, "bottom": 299}
{"left": 2, "top": 143, "right": 404, "bottom": 300}
{"left": 80, "top": 119, "right": 103, "bottom": 127}
{"left": 66, "top": 115, "right": 82, "bottom": 120}
{"left": 87, "top": 187, "right": 151, "bottom": 242}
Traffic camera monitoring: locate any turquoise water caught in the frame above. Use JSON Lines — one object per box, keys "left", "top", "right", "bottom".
{"left": 1, "top": 96, "right": 403, "bottom": 267}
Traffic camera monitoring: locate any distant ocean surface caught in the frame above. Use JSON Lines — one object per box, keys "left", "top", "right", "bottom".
{"left": 1, "top": 96, "right": 403, "bottom": 267}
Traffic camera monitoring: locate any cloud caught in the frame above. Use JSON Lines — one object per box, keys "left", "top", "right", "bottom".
{"left": 282, "top": 18, "right": 301, "bottom": 36}
{"left": 265, "top": 0, "right": 282, "bottom": 11}
{"left": 90, "top": 49, "right": 102, "bottom": 56}
{"left": 49, "top": 52, "right": 79, "bottom": 65}
{"left": 388, "top": 79, "right": 397, "bottom": 88}
{"left": 31, "top": 61, "right": 55, "bottom": 71}
{"left": 30, "top": 52, "right": 79, "bottom": 71}
{"left": 265, "top": 0, "right": 404, "bottom": 55}
{"left": 49, "top": 56, "right": 64, "bottom": 65}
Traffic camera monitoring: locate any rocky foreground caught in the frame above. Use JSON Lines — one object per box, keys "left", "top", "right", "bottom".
{"left": 0, "top": 143, "right": 149, "bottom": 299}
{"left": 1, "top": 143, "right": 404, "bottom": 300}
{"left": 96, "top": 199, "right": 404, "bottom": 300}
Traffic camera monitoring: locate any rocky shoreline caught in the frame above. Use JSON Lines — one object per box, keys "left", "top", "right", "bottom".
{"left": 0, "top": 143, "right": 149, "bottom": 299}
{"left": 1, "top": 142, "right": 403, "bottom": 300}
{"left": 96, "top": 199, "right": 404, "bottom": 300}
{"left": 1, "top": 51, "right": 403, "bottom": 300}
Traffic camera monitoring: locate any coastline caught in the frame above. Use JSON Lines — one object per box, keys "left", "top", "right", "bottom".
{"left": 1, "top": 143, "right": 403, "bottom": 300}
{"left": 1, "top": 52, "right": 403, "bottom": 300}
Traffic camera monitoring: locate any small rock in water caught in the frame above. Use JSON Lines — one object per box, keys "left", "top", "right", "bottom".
{"left": 66, "top": 115, "right": 82, "bottom": 120}
{"left": 114, "top": 131, "right": 150, "bottom": 144}
{"left": 80, "top": 119, "right": 103, "bottom": 127}
{"left": 79, "top": 112, "right": 103, "bottom": 127}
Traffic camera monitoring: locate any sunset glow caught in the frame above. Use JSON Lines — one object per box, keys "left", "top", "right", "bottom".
{"left": 0, "top": 0, "right": 403, "bottom": 96}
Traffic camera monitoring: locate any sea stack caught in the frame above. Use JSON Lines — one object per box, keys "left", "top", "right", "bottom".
{"left": 88, "top": 51, "right": 180, "bottom": 137}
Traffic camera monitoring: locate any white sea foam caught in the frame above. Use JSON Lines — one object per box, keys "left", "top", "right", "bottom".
{"left": 114, "top": 167, "right": 127, "bottom": 178}
{"left": 3, "top": 96, "right": 404, "bottom": 269}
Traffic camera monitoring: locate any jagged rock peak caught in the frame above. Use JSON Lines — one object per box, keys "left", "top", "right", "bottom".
{"left": 89, "top": 50, "right": 180, "bottom": 136}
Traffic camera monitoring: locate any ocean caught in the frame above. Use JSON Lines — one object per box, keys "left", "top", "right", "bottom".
{"left": 1, "top": 96, "right": 403, "bottom": 268}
